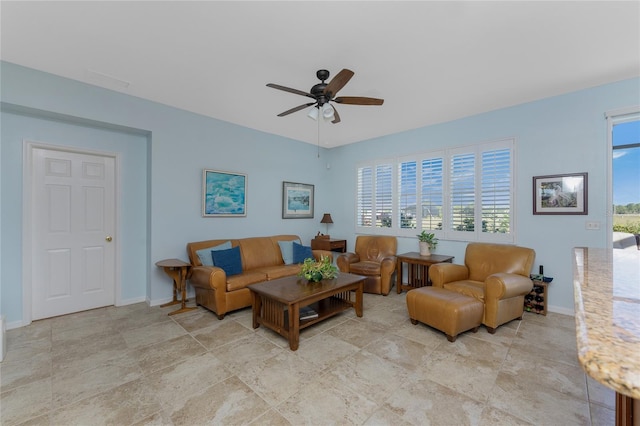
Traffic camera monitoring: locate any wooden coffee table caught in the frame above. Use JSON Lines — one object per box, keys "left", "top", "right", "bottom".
{"left": 248, "top": 273, "right": 365, "bottom": 351}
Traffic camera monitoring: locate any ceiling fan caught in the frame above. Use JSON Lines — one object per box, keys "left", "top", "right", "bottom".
{"left": 266, "top": 69, "right": 384, "bottom": 124}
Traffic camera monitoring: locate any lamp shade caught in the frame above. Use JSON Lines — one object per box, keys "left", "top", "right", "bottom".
{"left": 320, "top": 213, "right": 333, "bottom": 224}
{"left": 322, "top": 103, "right": 334, "bottom": 120}
{"left": 307, "top": 106, "right": 319, "bottom": 120}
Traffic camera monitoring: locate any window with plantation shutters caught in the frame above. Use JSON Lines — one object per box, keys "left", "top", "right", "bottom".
{"left": 399, "top": 161, "right": 417, "bottom": 229}
{"left": 357, "top": 166, "right": 373, "bottom": 227}
{"left": 450, "top": 152, "right": 475, "bottom": 233}
{"left": 356, "top": 138, "right": 514, "bottom": 242}
{"left": 482, "top": 148, "right": 511, "bottom": 234}
{"left": 376, "top": 164, "right": 393, "bottom": 228}
{"left": 421, "top": 157, "right": 443, "bottom": 231}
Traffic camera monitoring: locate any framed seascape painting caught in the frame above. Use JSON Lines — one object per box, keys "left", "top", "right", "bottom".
{"left": 282, "top": 181, "right": 314, "bottom": 219}
{"left": 202, "top": 169, "right": 247, "bottom": 217}
{"left": 533, "top": 172, "right": 588, "bottom": 215}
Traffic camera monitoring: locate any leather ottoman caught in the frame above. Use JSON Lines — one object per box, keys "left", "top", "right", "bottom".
{"left": 406, "top": 286, "right": 484, "bottom": 342}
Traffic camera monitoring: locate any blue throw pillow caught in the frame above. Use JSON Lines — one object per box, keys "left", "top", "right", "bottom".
{"left": 278, "top": 239, "right": 301, "bottom": 265}
{"left": 292, "top": 242, "right": 314, "bottom": 264}
{"left": 211, "top": 246, "right": 243, "bottom": 276}
{"left": 195, "top": 241, "right": 232, "bottom": 266}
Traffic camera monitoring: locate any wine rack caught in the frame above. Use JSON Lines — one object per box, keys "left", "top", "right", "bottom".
{"left": 524, "top": 280, "right": 548, "bottom": 315}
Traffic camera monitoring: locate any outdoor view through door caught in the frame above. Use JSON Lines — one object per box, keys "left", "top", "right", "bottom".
{"left": 612, "top": 117, "right": 640, "bottom": 249}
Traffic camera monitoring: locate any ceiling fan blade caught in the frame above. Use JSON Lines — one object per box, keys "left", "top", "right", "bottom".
{"left": 266, "top": 83, "right": 315, "bottom": 100}
{"left": 323, "top": 69, "right": 354, "bottom": 97}
{"left": 277, "top": 103, "right": 315, "bottom": 117}
{"left": 334, "top": 96, "right": 384, "bottom": 106}
{"left": 331, "top": 105, "right": 341, "bottom": 124}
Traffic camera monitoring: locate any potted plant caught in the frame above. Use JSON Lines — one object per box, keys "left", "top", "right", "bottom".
{"left": 298, "top": 256, "right": 339, "bottom": 282}
{"left": 417, "top": 231, "right": 438, "bottom": 256}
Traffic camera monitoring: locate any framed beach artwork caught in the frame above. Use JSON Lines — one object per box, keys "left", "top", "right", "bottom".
{"left": 533, "top": 172, "right": 588, "bottom": 215}
{"left": 202, "top": 169, "right": 247, "bottom": 217}
{"left": 282, "top": 181, "right": 314, "bottom": 219}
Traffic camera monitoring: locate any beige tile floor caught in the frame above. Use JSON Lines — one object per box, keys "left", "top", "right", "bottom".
{"left": 1, "top": 290, "right": 616, "bottom": 425}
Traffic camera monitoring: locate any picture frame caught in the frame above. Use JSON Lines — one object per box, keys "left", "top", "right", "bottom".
{"left": 533, "top": 172, "right": 588, "bottom": 215}
{"left": 202, "top": 169, "right": 247, "bottom": 217}
{"left": 282, "top": 181, "right": 314, "bottom": 219}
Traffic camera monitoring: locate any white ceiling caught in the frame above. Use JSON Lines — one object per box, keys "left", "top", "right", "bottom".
{"left": 2, "top": 1, "right": 639, "bottom": 147}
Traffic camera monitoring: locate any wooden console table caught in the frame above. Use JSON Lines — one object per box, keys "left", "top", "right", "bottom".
{"left": 396, "top": 252, "right": 454, "bottom": 294}
{"left": 155, "top": 258, "right": 197, "bottom": 316}
{"left": 311, "top": 238, "right": 347, "bottom": 253}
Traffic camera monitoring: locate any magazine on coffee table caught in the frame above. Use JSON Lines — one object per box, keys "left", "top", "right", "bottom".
{"left": 299, "top": 306, "right": 318, "bottom": 321}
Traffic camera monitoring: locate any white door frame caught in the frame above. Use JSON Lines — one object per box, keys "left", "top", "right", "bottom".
{"left": 22, "top": 140, "right": 122, "bottom": 326}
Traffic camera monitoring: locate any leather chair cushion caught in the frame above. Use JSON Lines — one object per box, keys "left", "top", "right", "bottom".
{"left": 348, "top": 261, "right": 381, "bottom": 276}
{"left": 444, "top": 280, "right": 485, "bottom": 302}
{"left": 226, "top": 271, "right": 268, "bottom": 292}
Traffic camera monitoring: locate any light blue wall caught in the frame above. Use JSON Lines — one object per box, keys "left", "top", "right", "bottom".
{"left": 1, "top": 62, "right": 330, "bottom": 327}
{"left": 325, "top": 77, "right": 640, "bottom": 314}
{"left": 1, "top": 61, "right": 638, "bottom": 325}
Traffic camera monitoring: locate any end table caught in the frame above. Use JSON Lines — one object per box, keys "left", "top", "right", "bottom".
{"left": 155, "top": 258, "right": 197, "bottom": 315}
{"left": 396, "top": 252, "right": 455, "bottom": 293}
{"left": 310, "top": 238, "right": 347, "bottom": 253}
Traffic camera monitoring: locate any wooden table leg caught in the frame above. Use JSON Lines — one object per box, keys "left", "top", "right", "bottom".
{"left": 252, "top": 292, "right": 261, "bottom": 329}
{"left": 289, "top": 303, "right": 300, "bottom": 351}
{"left": 160, "top": 271, "right": 181, "bottom": 307}
{"left": 165, "top": 266, "right": 197, "bottom": 316}
{"left": 397, "top": 258, "right": 403, "bottom": 294}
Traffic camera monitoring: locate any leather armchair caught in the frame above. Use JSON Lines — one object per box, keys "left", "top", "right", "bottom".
{"left": 337, "top": 236, "right": 397, "bottom": 295}
{"left": 429, "top": 243, "right": 535, "bottom": 333}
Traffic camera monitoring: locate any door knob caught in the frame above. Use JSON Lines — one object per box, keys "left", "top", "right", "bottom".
{"left": 105, "top": 236, "right": 113, "bottom": 242}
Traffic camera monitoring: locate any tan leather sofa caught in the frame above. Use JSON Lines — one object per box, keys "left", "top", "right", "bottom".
{"left": 429, "top": 242, "right": 535, "bottom": 333}
{"left": 186, "top": 235, "right": 332, "bottom": 319}
{"left": 336, "top": 235, "right": 397, "bottom": 295}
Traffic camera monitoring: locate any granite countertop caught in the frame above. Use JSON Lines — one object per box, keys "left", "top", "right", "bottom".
{"left": 573, "top": 247, "right": 640, "bottom": 399}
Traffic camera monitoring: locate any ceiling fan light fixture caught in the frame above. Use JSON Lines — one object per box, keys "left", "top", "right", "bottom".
{"left": 322, "top": 103, "right": 334, "bottom": 120}
{"left": 307, "top": 106, "right": 319, "bottom": 120}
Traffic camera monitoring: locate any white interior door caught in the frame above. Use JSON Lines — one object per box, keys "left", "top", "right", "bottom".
{"left": 31, "top": 147, "right": 116, "bottom": 320}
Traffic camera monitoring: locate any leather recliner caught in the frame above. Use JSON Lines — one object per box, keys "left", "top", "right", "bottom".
{"left": 429, "top": 242, "right": 535, "bottom": 333}
{"left": 337, "top": 235, "right": 397, "bottom": 295}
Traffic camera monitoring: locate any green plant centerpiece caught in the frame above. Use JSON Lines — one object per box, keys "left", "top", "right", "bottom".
{"left": 299, "top": 256, "right": 338, "bottom": 282}
{"left": 417, "top": 231, "right": 438, "bottom": 256}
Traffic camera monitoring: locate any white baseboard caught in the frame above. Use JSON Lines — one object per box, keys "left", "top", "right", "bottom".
{"left": 116, "top": 296, "right": 147, "bottom": 307}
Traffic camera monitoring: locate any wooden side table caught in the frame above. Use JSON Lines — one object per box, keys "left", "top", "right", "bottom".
{"left": 155, "top": 258, "right": 197, "bottom": 316}
{"left": 310, "top": 238, "right": 347, "bottom": 253}
{"left": 396, "top": 252, "right": 455, "bottom": 294}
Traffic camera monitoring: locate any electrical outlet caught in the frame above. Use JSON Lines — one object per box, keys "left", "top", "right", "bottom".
{"left": 585, "top": 221, "right": 600, "bottom": 230}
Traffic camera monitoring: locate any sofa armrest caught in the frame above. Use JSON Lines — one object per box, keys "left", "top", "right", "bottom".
{"left": 188, "top": 265, "right": 227, "bottom": 291}
{"left": 429, "top": 263, "right": 469, "bottom": 287}
{"left": 336, "top": 252, "right": 360, "bottom": 272}
{"left": 485, "top": 273, "right": 533, "bottom": 300}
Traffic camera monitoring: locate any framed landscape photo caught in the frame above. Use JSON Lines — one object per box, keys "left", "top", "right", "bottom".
{"left": 282, "top": 181, "right": 314, "bottom": 219}
{"left": 202, "top": 169, "right": 247, "bottom": 217}
{"left": 533, "top": 172, "right": 588, "bottom": 215}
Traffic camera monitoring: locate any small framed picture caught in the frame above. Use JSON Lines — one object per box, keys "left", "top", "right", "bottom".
{"left": 282, "top": 181, "right": 314, "bottom": 219}
{"left": 202, "top": 169, "right": 247, "bottom": 217}
{"left": 533, "top": 172, "right": 588, "bottom": 215}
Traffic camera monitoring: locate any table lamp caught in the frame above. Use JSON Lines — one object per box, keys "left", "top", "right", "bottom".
{"left": 320, "top": 213, "right": 333, "bottom": 236}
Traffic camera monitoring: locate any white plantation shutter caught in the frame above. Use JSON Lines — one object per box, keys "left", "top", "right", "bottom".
{"left": 421, "top": 157, "right": 443, "bottom": 231}
{"left": 450, "top": 153, "right": 475, "bottom": 232}
{"left": 376, "top": 164, "right": 393, "bottom": 228}
{"left": 355, "top": 139, "right": 514, "bottom": 242}
{"left": 399, "top": 161, "right": 417, "bottom": 229}
{"left": 482, "top": 148, "right": 511, "bottom": 234}
{"left": 357, "top": 166, "right": 372, "bottom": 227}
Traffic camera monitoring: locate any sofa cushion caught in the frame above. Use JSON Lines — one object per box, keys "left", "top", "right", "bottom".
{"left": 292, "top": 242, "right": 313, "bottom": 264}
{"left": 195, "top": 240, "right": 232, "bottom": 266}
{"left": 278, "top": 239, "right": 301, "bottom": 265}
{"left": 255, "top": 264, "right": 301, "bottom": 280}
{"left": 226, "top": 271, "right": 268, "bottom": 292}
{"left": 211, "top": 246, "right": 243, "bottom": 276}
